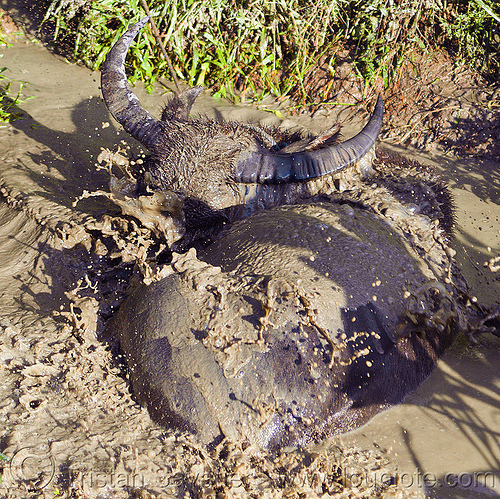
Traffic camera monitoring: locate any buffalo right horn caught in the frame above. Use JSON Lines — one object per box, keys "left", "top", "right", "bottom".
{"left": 234, "top": 95, "right": 383, "bottom": 184}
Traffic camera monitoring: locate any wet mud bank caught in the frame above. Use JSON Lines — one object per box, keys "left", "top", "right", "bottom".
{"left": 0, "top": 27, "right": 499, "bottom": 499}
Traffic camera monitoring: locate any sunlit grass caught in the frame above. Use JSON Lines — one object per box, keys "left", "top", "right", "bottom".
{"left": 43, "top": 0, "right": 500, "bottom": 104}
{"left": 0, "top": 65, "right": 30, "bottom": 123}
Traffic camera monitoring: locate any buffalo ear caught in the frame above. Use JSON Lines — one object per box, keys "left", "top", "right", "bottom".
{"left": 161, "top": 87, "right": 204, "bottom": 121}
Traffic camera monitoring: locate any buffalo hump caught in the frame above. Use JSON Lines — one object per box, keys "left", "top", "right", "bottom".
{"left": 111, "top": 202, "right": 457, "bottom": 453}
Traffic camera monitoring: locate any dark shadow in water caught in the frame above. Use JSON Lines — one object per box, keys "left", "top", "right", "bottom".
{"left": 442, "top": 112, "right": 500, "bottom": 163}
{"left": 394, "top": 338, "right": 500, "bottom": 498}
{"left": 402, "top": 423, "right": 499, "bottom": 498}
{"left": 10, "top": 239, "right": 57, "bottom": 316}
{"left": 382, "top": 143, "right": 500, "bottom": 208}
{"left": 0, "top": 0, "right": 46, "bottom": 37}
{"left": 453, "top": 225, "right": 500, "bottom": 297}
{"left": 376, "top": 143, "right": 500, "bottom": 308}
{"left": 437, "top": 155, "right": 500, "bottom": 209}
{"left": 5, "top": 95, "right": 141, "bottom": 211}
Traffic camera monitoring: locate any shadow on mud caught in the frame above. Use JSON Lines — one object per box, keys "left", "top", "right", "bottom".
{"left": 444, "top": 112, "right": 500, "bottom": 162}
{"left": 383, "top": 143, "right": 500, "bottom": 209}
{"left": 7, "top": 95, "right": 142, "bottom": 208}
{"left": 391, "top": 334, "right": 500, "bottom": 498}
{"left": 1, "top": 0, "right": 73, "bottom": 50}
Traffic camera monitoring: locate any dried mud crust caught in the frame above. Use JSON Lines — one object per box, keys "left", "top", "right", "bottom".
{"left": 302, "top": 50, "right": 499, "bottom": 159}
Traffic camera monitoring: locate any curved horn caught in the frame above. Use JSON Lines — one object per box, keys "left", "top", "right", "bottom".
{"left": 101, "top": 17, "right": 164, "bottom": 149}
{"left": 234, "top": 94, "right": 384, "bottom": 184}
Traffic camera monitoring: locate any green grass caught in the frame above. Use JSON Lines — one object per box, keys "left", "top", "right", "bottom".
{"left": 0, "top": 64, "right": 30, "bottom": 122}
{"left": 0, "top": 16, "right": 31, "bottom": 122}
{"left": 42, "top": 0, "right": 500, "bottom": 104}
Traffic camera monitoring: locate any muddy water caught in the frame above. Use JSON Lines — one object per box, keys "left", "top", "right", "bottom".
{"left": 0, "top": 35, "right": 498, "bottom": 499}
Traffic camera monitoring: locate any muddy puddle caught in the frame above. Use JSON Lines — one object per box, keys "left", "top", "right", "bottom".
{"left": 0, "top": 32, "right": 498, "bottom": 499}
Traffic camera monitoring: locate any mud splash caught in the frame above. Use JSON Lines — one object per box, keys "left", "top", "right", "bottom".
{"left": 0, "top": 28, "right": 498, "bottom": 499}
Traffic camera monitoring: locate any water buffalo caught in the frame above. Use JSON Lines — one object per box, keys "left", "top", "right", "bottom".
{"left": 101, "top": 17, "right": 383, "bottom": 242}
{"left": 103, "top": 18, "right": 468, "bottom": 452}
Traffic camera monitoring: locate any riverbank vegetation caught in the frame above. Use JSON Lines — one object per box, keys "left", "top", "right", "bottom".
{"left": 0, "top": 9, "right": 28, "bottom": 122}
{"left": 40, "top": 0, "right": 500, "bottom": 104}
{"left": 0, "top": 66, "right": 27, "bottom": 122}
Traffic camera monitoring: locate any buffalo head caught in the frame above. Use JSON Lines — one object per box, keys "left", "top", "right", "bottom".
{"left": 101, "top": 17, "right": 383, "bottom": 225}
